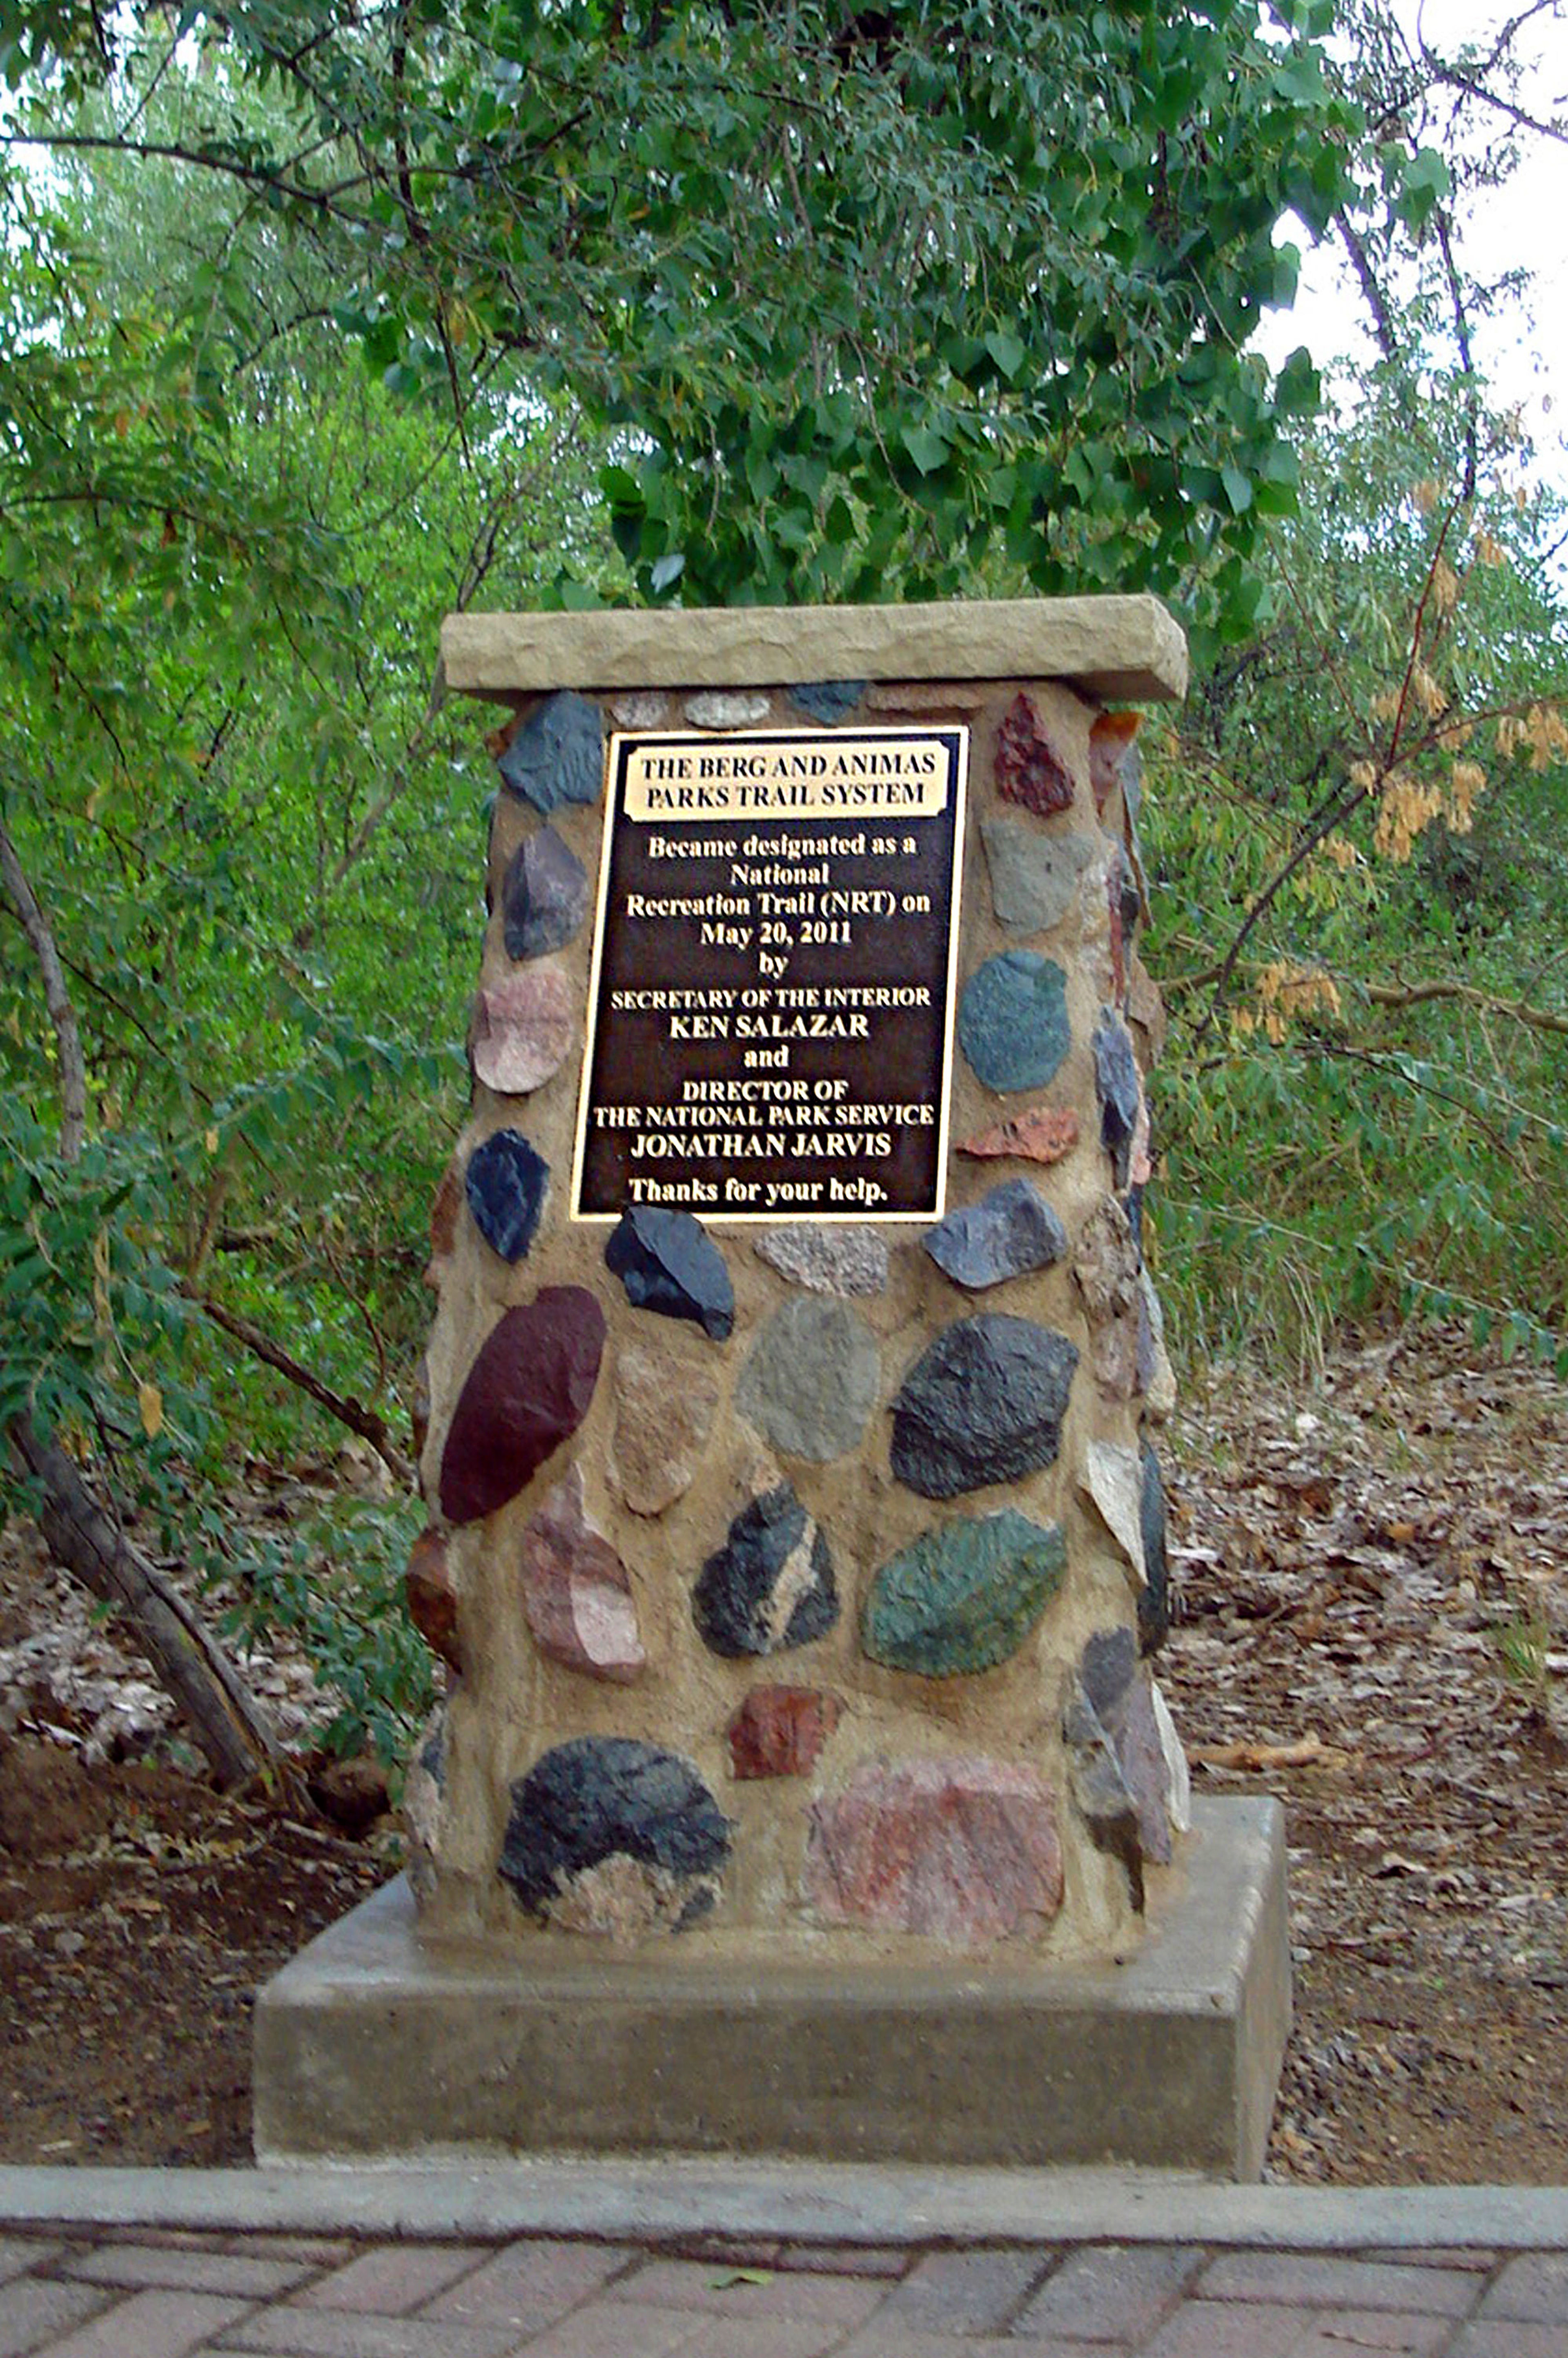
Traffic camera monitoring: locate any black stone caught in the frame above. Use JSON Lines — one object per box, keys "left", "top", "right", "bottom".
{"left": 465, "top": 1130, "right": 550, "bottom": 1263}
{"left": 890, "top": 1315, "right": 1078, "bottom": 1499}
{"left": 1138, "top": 1442, "right": 1169, "bottom": 1656}
{"left": 791, "top": 679, "right": 867, "bottom": 724}
{"left": 499, "top": 1736, "right": 732, "bottom": 1928}
{"left": 1094, "top": 1009, "right": 1141, "bottom": 1187}
{"left": 606, "top": 1206, "right": 735, "bottom": 1341}
{"left": 692, "top": 1482, "right": 839, "bottom": 1659}
{"left": 502, "top": 825, "right": 590, "bottom": 960}
{"left": 497, "top": 691, "right": 604, "bottom": 814}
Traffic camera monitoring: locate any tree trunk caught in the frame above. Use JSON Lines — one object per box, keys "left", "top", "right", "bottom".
{"left": 7, "top": 1414, "right": 285, "bottom": 1792}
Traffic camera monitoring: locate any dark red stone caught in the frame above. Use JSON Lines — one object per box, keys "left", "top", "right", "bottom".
{"left": 1090, "top": 709, "right": 1141, "bottom": 817}
{"left": 994, "top": 692, "right": 1074, "bottom": 817}
{"left": 728, "top": 1686, "right": 841, "bottom": 1780}
{"left": 438, "top": 1287, "right": 606, "bottom": 1525}
{"left": 405, "top": 1525, "right": 462, "bottom": 1670}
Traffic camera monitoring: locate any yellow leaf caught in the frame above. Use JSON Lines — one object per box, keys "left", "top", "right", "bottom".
{"left": 138, "top": 1382, "right": 164, "bottom": 1442}
{"left": 205, "top": 1128, "right": 220, "bottom": 1154}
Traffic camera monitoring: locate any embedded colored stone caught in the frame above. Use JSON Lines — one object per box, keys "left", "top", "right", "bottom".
{"left": 608, "top": 1337, "right": 720, "bottom": 1516}
{"left": 465, "top": 1129, "right": 549, "bottom": 1263}
{"left": 1089, "top": 708, "right": 1142, "bottom": 819}
{"left": 1063, "top": 1680, "right": 1144, "bottom": 1911}
{"left": 499, "top": 1736, "right": 732, "bottom": 1935}
{"left": 606, "top": 1206, "right": 734, "bottom": 1341}
{"left": 923, "top": 1179, "right": 1067, "bottom": 1291}
{"left": 1138, "top": 1270, "right": 1177, "bottom": 1421}
{"left": 692, "top": 1483, "right": 838, "bottom": 1659}
{"left": 501, "top": 825, "right": 589, "bottom": 960}
{"left": 609, "top": 691, "right": 670, "bottom": 728}
{"left": 1080, "top": 1438, "right": 1147, "bottom": 1585}
{"left": 806, "top": 1757, "right": 1064, "bottom": 1945}
{"left": 1093, "top": 1009, "right": 1142, "bottom": 1186}
{"left": 472, "top": 967, "right": 574, "bottom": 1096}
{"left": 438, "top": 1287, "right": 605, "bottom": 1524}
{"left": 994, "top": 690, "right": 1075, "bottom": 816}
{"left": 405, "top": 1525, "right": 461, "bottom": 1671}
{"left": 958, "top": 1107, "right": 1080, "bottom": 1168}
{"left": 958, "top": 952, "right": 1071, "bottom": 1093}
{"left": 1139, "top": 1441, "right": 1170, "bottom": 1656}
{"left": 1074, "top": 1196, "right": 1143, "bottom": 1400}
{"left": 861, "top": 1510, "right": 1066, "bottom": 1677}
{"left": 404, "top": 1706, "right": 447, "bottom": 1906}
{"left": 728, "top": 1686, "right": 842, "bottom": 1780}
{"left": 686, "top": 690, "right": 768, "bottom": 727}
{"left": 891, "top": 1315, "right": 1078, "bottom": 1499}
{"left": 1152, "top": 1680, "right": 1192, "bottom": 1835}
{"left": 519, "top": 1466, "right": 645, "bottom": 1683}
{"left": 1107, "top": 846, "right": 1140, "bottom": 1000}
{"left": 1080, "top": 1627, "right": 1172, "bottom": 1866}
{"left": 428, "top": 1157, "right": 463, "bottom": 1263}
{"left": 791, "top": 679, "right": 866, "bottom": 724}
{"left": 754, "top": 1223, "right": 888, "bottom": 1296}
{"left": 498, "top": 690, "right": 604, "bottom": 813}
{"left": 1126, "top": 953, "right": 1167, "bottom": 1060}
{"left": 735, "top": 1298, "right": 880, "bottom": 1463}
{"left": 979, "top": 817, "right": 1095, "bottom": 934}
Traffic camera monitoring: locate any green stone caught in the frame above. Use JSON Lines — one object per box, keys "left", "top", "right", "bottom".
{"left": 861, "top": 1510, "right": 1066, "bottom": 1677}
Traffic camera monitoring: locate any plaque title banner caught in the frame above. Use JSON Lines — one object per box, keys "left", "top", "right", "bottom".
{"left": 572, "top": 726, "right": 968, "bottom": 1222}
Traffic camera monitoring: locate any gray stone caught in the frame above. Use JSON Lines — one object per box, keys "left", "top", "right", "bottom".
{"left": 497, "top": 690, "right": 605, "bottom": 813}
{"left": 608, "top": 691, "right": 670, "bottom": 728}
{"left": 403, "top": 1707, "right": 447, "bottom": 1906}
{"left": 692, "top": 1482, "right": 839, "bottom": 1659}
{"left": 980, "top": 817, "right": 1096, "bottom": 933}
{"left": 1079, "top": 1628, "right": 1173, "bottom": 1868}
{"left": 685, "top": 690, "right": 769, "bottom": 727}
{"left": 499, "top": 1737, "right": 731, "bottom": 1936}
{"left": 891, "top": 1315, "right": 1078, "bottom": 1499}
{"left": 1074, "top": 1196, "right": 1143, "bottom": 1401}
{"left": 1138, "top": 1269, "right": 1177, "bottom": 1420}
{"left": 861, "top": 1510, "right": 1066, "bottom": 1677}
{"left": 1063, "top": 1682, "right": 1145, "bottom": 1912}
{"left": 735, "top": 1297, "right": 880, "bottom": 1463}
{"left": 608, "top": 1337, "right": 720, "bottom": 1516}
{"left": 1080, "top": 1439, "right": 1147, "bottom": 1586}
{"left": 501, "top": 826, "right": 589, "bottom": 960}
{"left": 957, "top": 953, "right": 1071, "bottom": 1094}
{"left": 605, "top": 1206, "right": 734, "bottom": 1341}
{"left": 1152, "top": 1681, "right": 1192, "bottom": 1835}
{"left": 923, "top": 1180, "right": 1067, "bottom": 1291}
{"left": 791, "top": 679, "right": 867, "bottom": 724}
{"left": 1138, "top": 1441, "right": 1170, "bottom": 1655}
{"left": 1093, "top": 1009, "right": 1142, "bottom": 1186}
{"left": 754, "top": 1223, "right": 889, "bottom": 1296}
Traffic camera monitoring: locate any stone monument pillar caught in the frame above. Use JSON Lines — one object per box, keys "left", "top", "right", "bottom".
{"left": 255, "top": 597, "right": 1290, "bottom": 2175}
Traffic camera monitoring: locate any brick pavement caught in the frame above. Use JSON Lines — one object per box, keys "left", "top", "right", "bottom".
{"left": 0, "top": 2225, "right": 1563, "bottom": 2357}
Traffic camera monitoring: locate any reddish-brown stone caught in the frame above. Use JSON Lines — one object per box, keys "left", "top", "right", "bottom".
{"left": 958, "top": 1107, "right": 1080, "bottom": 1167}
{"left": 471, "top": 966, "right": 574, "bottom": 1096}
{"left": 805, "top": 1756, "right": 1064, "bottom": 1945}
{"left": 994, "top": 692, "right": 1075, "bottom": 817}
{"left": 519, "top": 1465, "right": 645, "bottom": 1682}
{"left": 410, "top": 1354, "right": 432, "bottom": 1463}
{"left": 1090, "top": 708, "right": 1142, "bottom": 817}
{"left": 427, "top": 1158, "right": 463, "bottom": 1269}
{"left": 438, "top": 1287, "right": 606, "bottom": 1525}
{"left": 405, "top": 1525, "right": 462, "bottom": 1670}
{"left": 728, "top": 1686, "right": 842, "bottom": 1780}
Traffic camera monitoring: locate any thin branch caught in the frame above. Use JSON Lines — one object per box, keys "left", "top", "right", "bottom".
{"left": 0, "top": 818, "right": 88, "bottom": 1156}
{"left": 186, "top": 1288, "right": 413, "bottom": 1486}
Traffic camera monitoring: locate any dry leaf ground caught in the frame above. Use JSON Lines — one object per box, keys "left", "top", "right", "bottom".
{"left": 2, "top": 1327, "right": 1566, "bottom": 2178}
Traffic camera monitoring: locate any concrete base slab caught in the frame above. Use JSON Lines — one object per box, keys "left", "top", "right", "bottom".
{"left": 254, "top": 1795, "right": 1289, "bottom": 2180}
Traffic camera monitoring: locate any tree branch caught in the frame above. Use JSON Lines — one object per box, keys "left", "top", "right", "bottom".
{"left": 0, "top": 819, "right": 88, "bottom": 1157}
{"left": 186, "top": 1288, "right": 413, "bottom": 1486}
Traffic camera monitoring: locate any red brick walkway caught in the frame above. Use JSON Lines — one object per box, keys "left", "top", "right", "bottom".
{"left": 2, "top": 2225, "right": 1563, "bottom": 2357}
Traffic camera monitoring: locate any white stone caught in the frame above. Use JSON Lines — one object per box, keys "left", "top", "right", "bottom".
{"left": 608, "top": 691, "right": 670, "bottom": 728}
{"left": 1140, "top": 1271, "right": 1177, "bottom": 1422}
{"left": 685, "top": 690, "right": 770, "bottom": 728}
{"left": 1080, "top": 1439, "right": 1147, "bottom": 1586}
{"left": 1151, "top": 1681, "right": 1192, "bottom": 1835}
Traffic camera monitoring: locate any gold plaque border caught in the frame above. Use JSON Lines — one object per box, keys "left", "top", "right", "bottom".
{"left": 569, "top": 724, "right": 969, "bottom": 1227}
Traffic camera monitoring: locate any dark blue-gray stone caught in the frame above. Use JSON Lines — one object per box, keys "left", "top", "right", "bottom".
{"left": 1072, "top": 1627, "right": 1171, "bottom": 1876}
{"left": 502, "top": 825, "right": 589, "bottom": 960}
{"left": 1062, "top": 1681, "right": 1144, "bottom": 1911}
{"left": 861, "top": 1509, "right": 1066, "bottom": 1676}
{"left": 890, "top": 1315, "right": 1078, "bottom": 1499}
{"left": 499, "top": 1737, "right": 731, "bottom": 1929}
{"left": 497, "top": 691, "right": 604, "bottom": 814}
{"left": 957, "top": 952, "right": 1071, "bottom": 1093}
{"left": 1138, "top": 1442, "right": 1169, "bottom": 1657}
{"left": 1124, "top": 1185, "right": 1145, "bottom": 1253}
{"left": 735, "top": 1296, "right": 880, "bottom": 1461}
{"left": 606, "top": 1207, "right": 734, "bottom": 1341}
{"left": 791, "top": 679, "right": 867, "bottom": 724}
{"left": 692, "top": 1482, "right": 838, "bottom": 1658}
{"left": 923, "top": 1179, "right": 1067, "bottom": 1291}
{"left": 465, "top": 1130, "right": 550, "bottom": 1263}
{"left": 1093, "top": 1009, "right": 1141, "bottom": 1186}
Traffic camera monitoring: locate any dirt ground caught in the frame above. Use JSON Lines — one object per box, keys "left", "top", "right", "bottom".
{"left": 2, "top": 1324, "right": 1566, "bottom": 2181}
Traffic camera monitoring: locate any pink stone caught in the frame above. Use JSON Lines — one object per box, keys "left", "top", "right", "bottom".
{"left": 728, "top": 1686, "right": 841, "bottom": 1780}
{"left": 519, "top": 1465, "right": 645, "bottom": 1683}
{"left": 957, "top": 1107, "right": 1080, "bottom": 1168}
{"left": 994, "top": 692, "right": 1075, "bottom": 816}
{"left": 806, "top": 1757, "right": 1063, "bottom": 1944}
{"left": 471, "top": 966, "right": 574, "bottom": 1095}
{"left": 439, "top": 1287, "right": 605, "bottom": 1524}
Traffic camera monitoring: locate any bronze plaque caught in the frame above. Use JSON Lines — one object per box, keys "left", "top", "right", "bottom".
{"left": 572, "top": 725, "right": 968, "bottom": 1222}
